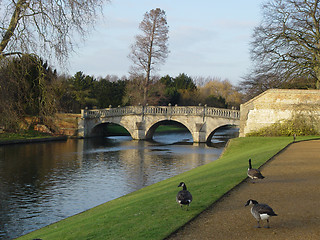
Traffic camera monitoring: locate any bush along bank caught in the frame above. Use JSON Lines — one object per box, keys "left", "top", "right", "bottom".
{"left": 18, "top": 136, "right": 319, "bottom": 240}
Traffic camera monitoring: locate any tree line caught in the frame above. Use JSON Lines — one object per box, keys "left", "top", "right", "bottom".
{"left": 1, "top": 1, "right": 320, "bottom": 133}
{"left": 0, "top": 54, "right": 243, "bottom": 131}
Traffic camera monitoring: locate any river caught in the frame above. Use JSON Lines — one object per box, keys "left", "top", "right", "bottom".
{"left": 0, "top": 127, "right": 238, "bottom": 239}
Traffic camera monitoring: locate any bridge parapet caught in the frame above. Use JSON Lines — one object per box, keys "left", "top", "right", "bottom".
{"left": 81, "top": 106, "right": 240, "bottom": 120}
{"left": 82, "top": 106, "right": 143, "bottom": 118}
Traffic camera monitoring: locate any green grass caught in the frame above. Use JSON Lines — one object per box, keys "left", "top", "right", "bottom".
{"left": 155, "top": 124, "right": 188, "bottom": 133}
{"left": 105, "top": 123, "right": 130, "bottom": 135}
{"left": 0, "top": 130, "right": 52, "bottom": 142}
{"left": 18, "top": 136, "right": 319, "bottom": 240}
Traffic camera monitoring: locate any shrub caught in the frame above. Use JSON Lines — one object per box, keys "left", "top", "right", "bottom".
{"left": 247, "top": 113, "right": 320, "bottom": 137}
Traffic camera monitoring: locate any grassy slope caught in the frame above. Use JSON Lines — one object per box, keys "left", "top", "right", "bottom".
{"left": 18, "top": 136, "right": 318, "bottom": 240}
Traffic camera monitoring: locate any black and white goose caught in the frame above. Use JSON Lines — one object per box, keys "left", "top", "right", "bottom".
{"left": 245, "top": 199, "right": 278, "bottom": 228}
{"left": 176, "top": 182, "right": 193, "bottom": 210}
{"left": 247, "top": 159, "right": 264, "bottom": 182}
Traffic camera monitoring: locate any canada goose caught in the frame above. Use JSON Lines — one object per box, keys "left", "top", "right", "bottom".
{"left": 245, "top": 199, "right": 278, "bottom": 228}
{"left": 247, "top": 159, "right": 264, "bottom": 182}
{"left": 176, "top": 182, "right": 192, "bottom": 210}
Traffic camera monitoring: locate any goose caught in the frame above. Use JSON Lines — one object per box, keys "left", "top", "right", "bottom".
{"left": 176, "top": 182, "right": 192, "bottom": 210}
{"left": 245, "top": 199, "right": 277, "bottom": 228}
{"left": 247, "top": 159, "right": 264, "bottom": 182}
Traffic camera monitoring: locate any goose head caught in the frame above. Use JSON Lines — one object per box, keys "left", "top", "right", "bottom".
{"left": 245, "top": 199, "right": 258, "bottom": 206}
{"left": 178, "top": 182, "right": 187, "bottom": 190}
{"left": 178, "top": 182, "right": 185, "bottom": 187}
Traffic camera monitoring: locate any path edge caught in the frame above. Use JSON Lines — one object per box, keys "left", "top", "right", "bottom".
{"left": 164, "top": 137, "right": 320, "bottom": 239}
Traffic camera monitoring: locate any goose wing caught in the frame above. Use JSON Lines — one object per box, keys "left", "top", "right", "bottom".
{"left": 255, "top": 204, "right": 277, "bottom": 216}
{"left": 248, "top": 168, "right": 264, "bottom": 179}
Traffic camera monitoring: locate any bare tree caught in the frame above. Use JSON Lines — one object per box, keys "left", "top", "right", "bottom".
{"left": 0, "top": 0, "right": 110, "bottom": 63}
{"left": 122, "top": 75, "right": 167, "bottom": 106}
{"left": 128, "top": 8, "right": 169, "bottom": 105}
{"left": 240, "top": 71, "right": 285, "bottom": 100}
{"left": 244, "top": 0, "right": 320, "bottom": 92}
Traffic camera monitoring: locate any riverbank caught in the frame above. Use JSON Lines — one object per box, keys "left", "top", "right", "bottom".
{"left": 0, "top": 124, "right": 185, "bottom": 145}
{"left": 167, "top": 139, "right": 320, "bottom": 239}
{"left": 0, "top": 135, "right": 68, "bottom": 145}
{"left": 17, "top": 136, "right": 319, "bottom": 239}
{"left": 0, "top": 124, "right": 187, "bottom": 146}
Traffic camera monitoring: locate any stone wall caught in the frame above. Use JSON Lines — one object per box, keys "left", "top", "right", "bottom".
{"left": 54, "top": 113, "right": 81, "bottom": 137}
{"left": 239, "top": 89, "right": 320, "bottom": 137}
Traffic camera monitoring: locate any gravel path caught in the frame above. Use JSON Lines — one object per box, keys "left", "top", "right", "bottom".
{"left": 167, "top": 140, "right": 320, "bottom": 240}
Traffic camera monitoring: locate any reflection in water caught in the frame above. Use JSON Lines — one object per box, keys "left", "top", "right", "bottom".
{"left": 0, "top": 127, "right": 238, "bottom": 239}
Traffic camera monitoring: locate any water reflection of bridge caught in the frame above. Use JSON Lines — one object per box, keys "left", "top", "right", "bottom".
{"left": 78, "top": 105, "right": 240, "bottom": 143}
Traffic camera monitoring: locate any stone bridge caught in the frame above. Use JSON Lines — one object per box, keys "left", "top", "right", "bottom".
{"left": 78, "top": 105, "right": 240, "bottom": 143}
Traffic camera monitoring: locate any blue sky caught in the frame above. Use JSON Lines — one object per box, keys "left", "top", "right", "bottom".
{"left": 66, "top": 0, "right": 264, "bottom": 85}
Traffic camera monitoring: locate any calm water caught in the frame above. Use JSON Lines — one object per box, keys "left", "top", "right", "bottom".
{"left": 0, "top": 127, "right": 238, "bottom": 239}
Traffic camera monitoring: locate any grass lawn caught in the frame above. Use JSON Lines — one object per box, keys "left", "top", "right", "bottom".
{"left": 0, "top": 130, "right": 52, "bottom": 142}
{"left": 17, "top": 136, "right": 319, "bottom": 240}
{"left": 155, "top": 124, "right": 188, "bottom": 133}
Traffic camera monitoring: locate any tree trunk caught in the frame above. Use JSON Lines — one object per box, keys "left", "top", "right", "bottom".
{"left": 143, "top": 75, "right": 149, "bottom": 105}
{"left": 0, "top": 0, "right": 28, "bottom": 55}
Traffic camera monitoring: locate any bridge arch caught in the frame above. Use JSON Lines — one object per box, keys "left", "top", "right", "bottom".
{"left": 90, "top": 122, "right": 109, "bottom": 137}
{"left": 206, "top": 124, "right": 238, "bottom": 143}
{"left": 145, "top": 120, "right": 192, "bottom": 141}
{"left": 90, "top": 122, "right": 132, "bottom": 138}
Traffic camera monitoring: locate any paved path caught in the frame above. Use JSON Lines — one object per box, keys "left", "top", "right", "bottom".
{"left": 167, "top": 140, "right": 320, "bottom": 240}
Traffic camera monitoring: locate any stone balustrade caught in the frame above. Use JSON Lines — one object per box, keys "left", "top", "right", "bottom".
{"left": 81, "top": 106, "right": 240, "bottom": 120}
